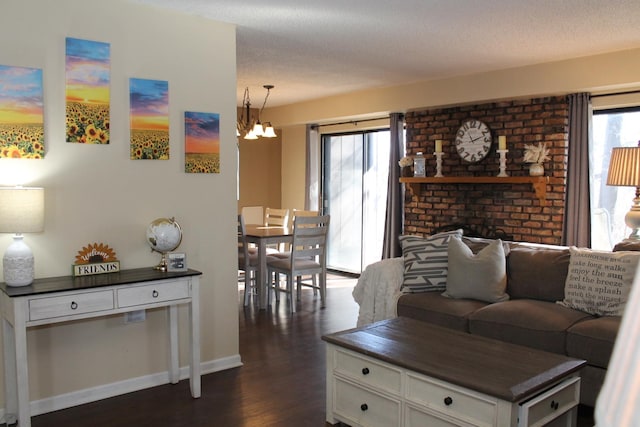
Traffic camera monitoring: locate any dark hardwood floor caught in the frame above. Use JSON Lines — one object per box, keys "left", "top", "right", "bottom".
{"left": 25, "top": 275, "right": 594, "bottom": 426}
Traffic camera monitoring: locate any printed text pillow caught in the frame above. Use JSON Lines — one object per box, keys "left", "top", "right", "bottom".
{"left": 557, "top": 247, "right": 640, "bottom": 316}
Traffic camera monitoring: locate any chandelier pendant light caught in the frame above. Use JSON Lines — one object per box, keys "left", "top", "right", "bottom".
{"left": 237, "top": 84, "right": 277, "bottom": 140}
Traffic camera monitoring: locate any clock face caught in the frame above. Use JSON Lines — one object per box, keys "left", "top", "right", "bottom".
{"left": 455, "top": 120, "right": 492, "bottom": 163}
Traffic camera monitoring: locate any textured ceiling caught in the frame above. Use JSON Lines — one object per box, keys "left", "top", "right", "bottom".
{"left": 132, "top": 0, "right": 640, "bottom": 107}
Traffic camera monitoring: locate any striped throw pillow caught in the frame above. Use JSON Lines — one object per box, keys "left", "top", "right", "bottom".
{"left": 399, "top": 230, "right": 463, "bottom": 293}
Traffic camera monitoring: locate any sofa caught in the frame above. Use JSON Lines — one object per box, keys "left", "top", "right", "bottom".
{"left": 353, "top": 233, "right": 640, "bottom": 407}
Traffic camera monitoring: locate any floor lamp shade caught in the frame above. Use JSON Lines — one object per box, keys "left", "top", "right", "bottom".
{"left": 607, "top": 146, "right": 640, "bottom": 240}
{"left": 0, "top": 187, "right": 45, "bottom": 286}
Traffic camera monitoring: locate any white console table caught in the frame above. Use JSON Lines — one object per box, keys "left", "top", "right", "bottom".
{"left": 0, "top": 267, "right": 202, "bottom": 427}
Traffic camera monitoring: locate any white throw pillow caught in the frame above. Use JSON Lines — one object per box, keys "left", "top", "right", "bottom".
{"left": 399, "top": 229, "right": 463, "bottom": 293}
{"left": 557, "top": 247, "right": 640, "bottom": 316}
{"left": 443, "top": 238, "right": 509, "bottom": 303}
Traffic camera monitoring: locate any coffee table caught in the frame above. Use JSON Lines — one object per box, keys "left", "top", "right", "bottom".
{"left": 322, "top": 317, "right": 586, "bottom": 427}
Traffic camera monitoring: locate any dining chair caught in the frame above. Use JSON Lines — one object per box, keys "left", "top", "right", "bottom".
{"left": 237, "top": 214, "right": 258, "bottom": 306}
{"left": 264, "top": 207, "right": 290, "bottom": 252}
{"left": 241, "top": 206, "right": 264, "bottom": 226}
{"left": 273, "top": 209, "right": 319, "bottom": 255}
{"left": 264, "top": 207, "right": 289, "bottom": 227}
{"left": 267, "top": 214, "right": 330, "bottom": 313}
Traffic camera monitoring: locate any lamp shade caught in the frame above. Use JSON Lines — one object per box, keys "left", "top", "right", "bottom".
{"left": 607, "top": 147, "right": 640, "bottom": 187}
{"left": 263, "top": 123, "right": 277, "bottom": 138}
{"left": 0, "top": 187, "right": 45, "bottom": 233}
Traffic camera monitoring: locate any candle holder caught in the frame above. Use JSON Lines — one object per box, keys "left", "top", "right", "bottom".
{"left": 434, "top": 152, "right": 444, "bottom": 177}
{"left": 497, "top": 149, "right": 509, "bottom": 177}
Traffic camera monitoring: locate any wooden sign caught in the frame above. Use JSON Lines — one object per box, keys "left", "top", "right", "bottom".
{"left": 72, "top": 243, "right": 120, "bottom": 277}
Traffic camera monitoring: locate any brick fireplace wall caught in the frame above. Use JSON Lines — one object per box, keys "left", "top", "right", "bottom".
{"left": 404, "top": 96, "right": 568, "bottom": 245}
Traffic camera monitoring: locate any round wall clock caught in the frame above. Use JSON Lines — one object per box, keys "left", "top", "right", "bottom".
{"left": 454, "top": 120, "right": 492, "bottom": 163}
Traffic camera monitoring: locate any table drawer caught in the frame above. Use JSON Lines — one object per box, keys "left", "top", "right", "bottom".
{"left": 519, "top": 376, "right": 580, "bottom": 426}
{"left": 29, "top": 290, "right": 115, "bottom": 321}
{"left": 405, "top": 404, "right": 461, "bottom": 427}
{"left": 117, "top": 280, "right": 190, "bottom": 308}
{"left": 406, "top": 372, "right": 497, "bottom": 426}
{"left": 333, "top": 378, "right": 400, "bottom": 427}
{"left": 333, "top": 348, "right": 402, "bottom": 395}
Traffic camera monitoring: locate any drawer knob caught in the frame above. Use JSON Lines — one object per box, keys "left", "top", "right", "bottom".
{"left": 550, "top": 400, "right": 559, "bottom": 410}
{"left": 70, "top": 301, "right": 78, "bottom": 310}
{"left": 444, "top": 396, "right": 453, "bottom": 406}
{"left": 360, "top": 403, "right": 368, "bottom": 412}
{"left": 361, "top": 367, "right": 370, "bottom": 375}
{"left": 152, "top": 290, "right": 159, "bottom": 298}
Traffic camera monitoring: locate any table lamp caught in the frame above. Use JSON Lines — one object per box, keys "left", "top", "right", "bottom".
{"left": 607, "top": 144, "right": 640, "bottom": 240}
{"left": 0, "top": 187, "right": 45, "bottom": 286}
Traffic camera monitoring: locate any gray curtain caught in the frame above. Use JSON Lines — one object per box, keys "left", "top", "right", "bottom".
{"left": 563, "top": 93, "right": 591, "bottom": 247}
{"left": 382, "top": 113, "right": 405, "bottom": 258}
{"left": 305, "top": 124, "right": 319, "bottom": 211}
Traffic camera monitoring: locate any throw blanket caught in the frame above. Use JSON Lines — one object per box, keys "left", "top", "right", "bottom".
{"left": 352, "top": 257, "right": 405, "bottom": 327}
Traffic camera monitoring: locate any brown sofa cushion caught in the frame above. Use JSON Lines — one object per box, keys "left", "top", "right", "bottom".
{"left": 566, "top": 316, "right": 620, "bottom": 369}
{"left": 397, "top": 292, "right": 488, "bottom": 332}
{"left": 468, "top": 299, "right": 592, "bottom": 354}
{"left": 506, "top": 246, "right": 570, "bottom": 302}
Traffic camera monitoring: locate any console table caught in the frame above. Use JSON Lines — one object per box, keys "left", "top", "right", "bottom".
{"left": 0, "top": 267, "right": 202, "bottom": 427}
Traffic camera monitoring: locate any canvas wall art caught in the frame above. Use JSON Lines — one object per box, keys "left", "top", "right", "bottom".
{"left": 65, "top": 37, "right": 110, "bottom": 144}
{"left": 184, "top": 111, "right": 220, "bottom": 174}
{"left": 129, "top": 78, "right": 169, "bottom": 159}
{"left": 0, "top": 65, "right": 44, "bottom": 159}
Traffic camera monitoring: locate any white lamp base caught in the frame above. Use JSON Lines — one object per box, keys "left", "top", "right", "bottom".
{"left": 3, "top": 234, "right": 35, "bottom": 287}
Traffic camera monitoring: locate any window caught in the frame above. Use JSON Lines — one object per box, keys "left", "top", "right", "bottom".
{"left": 590, "top": 108, "right": 640, "bottom": 249}
{"left": 321, "top": 130, "right": 390, "bottom": 273}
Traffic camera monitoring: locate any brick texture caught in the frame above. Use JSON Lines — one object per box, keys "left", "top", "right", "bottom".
{"left": 404, "top": 96, "right": 568, "bottom": 245}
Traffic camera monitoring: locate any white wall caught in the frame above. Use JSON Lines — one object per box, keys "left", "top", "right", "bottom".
{"left": 0, "top": 0, "right": 239, "bottom": 412}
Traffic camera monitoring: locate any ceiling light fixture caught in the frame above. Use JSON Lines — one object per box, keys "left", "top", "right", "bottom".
{"left": 237, "top": 85, "right": 277, "bottom": 140}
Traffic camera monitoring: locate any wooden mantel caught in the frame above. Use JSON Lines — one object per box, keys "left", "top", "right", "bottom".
{"left": 399, "top": 176, "right": 550, "bottom": 205}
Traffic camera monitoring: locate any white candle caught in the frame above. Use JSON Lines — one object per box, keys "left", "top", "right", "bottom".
{"left": 435, "top": 140, "right": 443, "bottom": 153}
{"left": 498, "top": 136, "right": 507, "bottom": 150}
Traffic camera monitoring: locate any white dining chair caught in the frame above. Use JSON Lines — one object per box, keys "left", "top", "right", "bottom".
{"left": 264, "top": 207, "right": 289, "bottom": 227}
{"left": 267, "top": 215, "right": 330, "bottom": 313}
{"left": 241, "top": 206, "right": 264, "bottom": 226}
{"left": 237, "top": 214, "right": 258, "bottom": 306}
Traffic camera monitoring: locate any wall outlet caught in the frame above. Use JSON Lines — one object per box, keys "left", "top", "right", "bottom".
{"left": 124, "top": 310, "right": 146, "bottom": 323}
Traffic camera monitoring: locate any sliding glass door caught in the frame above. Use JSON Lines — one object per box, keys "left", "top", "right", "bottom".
{"left": 321, "top": 130, "right": 390, "bottom": 274}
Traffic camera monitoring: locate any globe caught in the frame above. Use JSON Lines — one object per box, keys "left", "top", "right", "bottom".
{"left": 146, "top": 217, "right": 182, "bottom": 271}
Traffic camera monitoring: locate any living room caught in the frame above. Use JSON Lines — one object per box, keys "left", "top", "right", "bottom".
{"left": 2, "top": 0, "right": 640, "bottom": 426}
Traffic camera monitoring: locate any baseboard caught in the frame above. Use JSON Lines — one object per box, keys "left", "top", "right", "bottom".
{"left": 0, "top": 354, "right": 243, "bottom": 422}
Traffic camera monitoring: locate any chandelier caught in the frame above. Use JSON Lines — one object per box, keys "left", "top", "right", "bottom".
{"left": 237, "top": 84, "right": 277, "bottom": 140}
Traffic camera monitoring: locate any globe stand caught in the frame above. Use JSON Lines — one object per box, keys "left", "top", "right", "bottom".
{"left": 147, "top": 217, "right": 183, "bottom": 271}
{"left": 154, "top": 251, "right": 169, "bottom": 272}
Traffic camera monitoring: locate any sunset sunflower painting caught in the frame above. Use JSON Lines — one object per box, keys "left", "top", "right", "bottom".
{"left": 185, "top": 111, "right": 220, "bottom": 174}
{"left": 65, "top": 37, "right": 110, "bottom": 144}
{"left": 130, "top": 78, "right": 169, "bottom": 159}
{"left": 0, "top": 65, "right": 44, "bottom": 159}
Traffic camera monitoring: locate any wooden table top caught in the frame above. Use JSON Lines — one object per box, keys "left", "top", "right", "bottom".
{"left": 0, "top": 268, "right": 202, "bottom": 298}
{"left": 322, "top": 317, "right": 586, "bottom": 402}
{"left": 244, "top": 225, "right": 292, "bottom": 238}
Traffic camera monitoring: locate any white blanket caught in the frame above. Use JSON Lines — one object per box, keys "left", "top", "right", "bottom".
{"left": 352, "top": 257, "right": 405, "bottom": 327}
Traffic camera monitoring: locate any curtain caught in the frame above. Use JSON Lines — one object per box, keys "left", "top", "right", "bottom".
{"left": 382, "top": 113, "right": 405, "bottom": 259}
{"left": 563, "top": 93, "right": 592, "bottom": 247}
{"left": 305, "top": 124, "right": 319, "bottom": 211}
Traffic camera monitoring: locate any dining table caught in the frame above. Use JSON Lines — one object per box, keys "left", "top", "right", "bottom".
{"left": 244, "top": 224, "right": 294, "bottom": 309}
